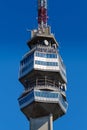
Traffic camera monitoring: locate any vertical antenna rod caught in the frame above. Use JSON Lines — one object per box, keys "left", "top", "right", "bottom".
{"left": 38, "top": 0, "right": 48, "bottom": 29}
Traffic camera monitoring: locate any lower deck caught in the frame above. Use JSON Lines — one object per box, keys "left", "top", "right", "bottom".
{"left": 18, "top": 89, "right": 68, "bottom": 120}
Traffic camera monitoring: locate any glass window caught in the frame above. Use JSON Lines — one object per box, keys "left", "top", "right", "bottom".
{"left": 35, "top": 60, "right": 58, "bottom": 66}
{"left": 34, "top": 91, "right": 59, "bottom": 100}
{"left": 19, "top": 91, "right": 34, "bottom": 105}
{"left": 20, "top": 53, "right": 34, "bottom": 67}
{"left": 35, "top": 52, "right": 57, "bottom": 59}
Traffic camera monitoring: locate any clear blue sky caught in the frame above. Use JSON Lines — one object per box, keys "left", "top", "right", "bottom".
{"left": 0, "top": 0, "right": 87, "bottom": 130}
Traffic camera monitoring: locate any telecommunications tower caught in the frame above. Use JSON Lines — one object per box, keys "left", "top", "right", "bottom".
{"left": 18, "top": 0, "right": 68, "bottom": 130}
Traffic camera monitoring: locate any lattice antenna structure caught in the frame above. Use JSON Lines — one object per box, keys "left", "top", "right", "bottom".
{"left": 38, "top": 0, "right": 48, "bottom": 29}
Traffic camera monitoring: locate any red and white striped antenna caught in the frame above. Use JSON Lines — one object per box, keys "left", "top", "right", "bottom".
{"left": 38, "top": 0, "right": 48, "bottom": 29}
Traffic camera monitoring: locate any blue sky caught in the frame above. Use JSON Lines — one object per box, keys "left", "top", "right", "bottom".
{"left": 0, "top": 0, "right": 87, "bottom": 130}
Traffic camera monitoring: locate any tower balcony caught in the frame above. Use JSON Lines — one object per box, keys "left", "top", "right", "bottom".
{"left": 18, "top": 89, "right": 68, "bottom": 120}
{"left": 19, "top": 75, "right": 66, "bottom": 98}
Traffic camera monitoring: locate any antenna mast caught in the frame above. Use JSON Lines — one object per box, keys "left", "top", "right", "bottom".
{"left": 38, "top": 0, "right": 48, "bottom": 29}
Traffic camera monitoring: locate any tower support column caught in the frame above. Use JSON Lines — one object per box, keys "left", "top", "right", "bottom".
{"left": 30, "top": 114, "right": 53, "bottom": 130}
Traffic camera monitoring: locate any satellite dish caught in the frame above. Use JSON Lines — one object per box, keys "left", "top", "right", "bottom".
{"left": 44, "top": 40, "right": 49, "bottom": 46}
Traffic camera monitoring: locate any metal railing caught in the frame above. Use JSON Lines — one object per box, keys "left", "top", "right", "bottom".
{"left": 28, "top": 78, "right": 59, "bottom": 89}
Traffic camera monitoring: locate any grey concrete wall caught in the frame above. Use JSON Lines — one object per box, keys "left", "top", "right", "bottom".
{"left": 30, "top": 114, "right": 53, "bottom": 130}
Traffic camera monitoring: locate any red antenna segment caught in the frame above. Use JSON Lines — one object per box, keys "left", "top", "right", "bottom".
{"left": 38, "top": 0, "right": 48, "bottom": 29}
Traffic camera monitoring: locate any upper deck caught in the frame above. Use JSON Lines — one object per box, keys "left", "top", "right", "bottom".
{"left": 19, "top": 45, "right": 67, "bottom": 85}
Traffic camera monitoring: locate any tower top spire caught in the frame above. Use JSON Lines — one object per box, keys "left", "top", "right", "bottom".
{"left": 38, "top": 0, "right": 48, "bottom": 29}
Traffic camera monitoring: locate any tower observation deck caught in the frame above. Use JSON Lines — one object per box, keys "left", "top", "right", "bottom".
{"left": 18, "top": 0, "right": 68, "bottom": 130}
